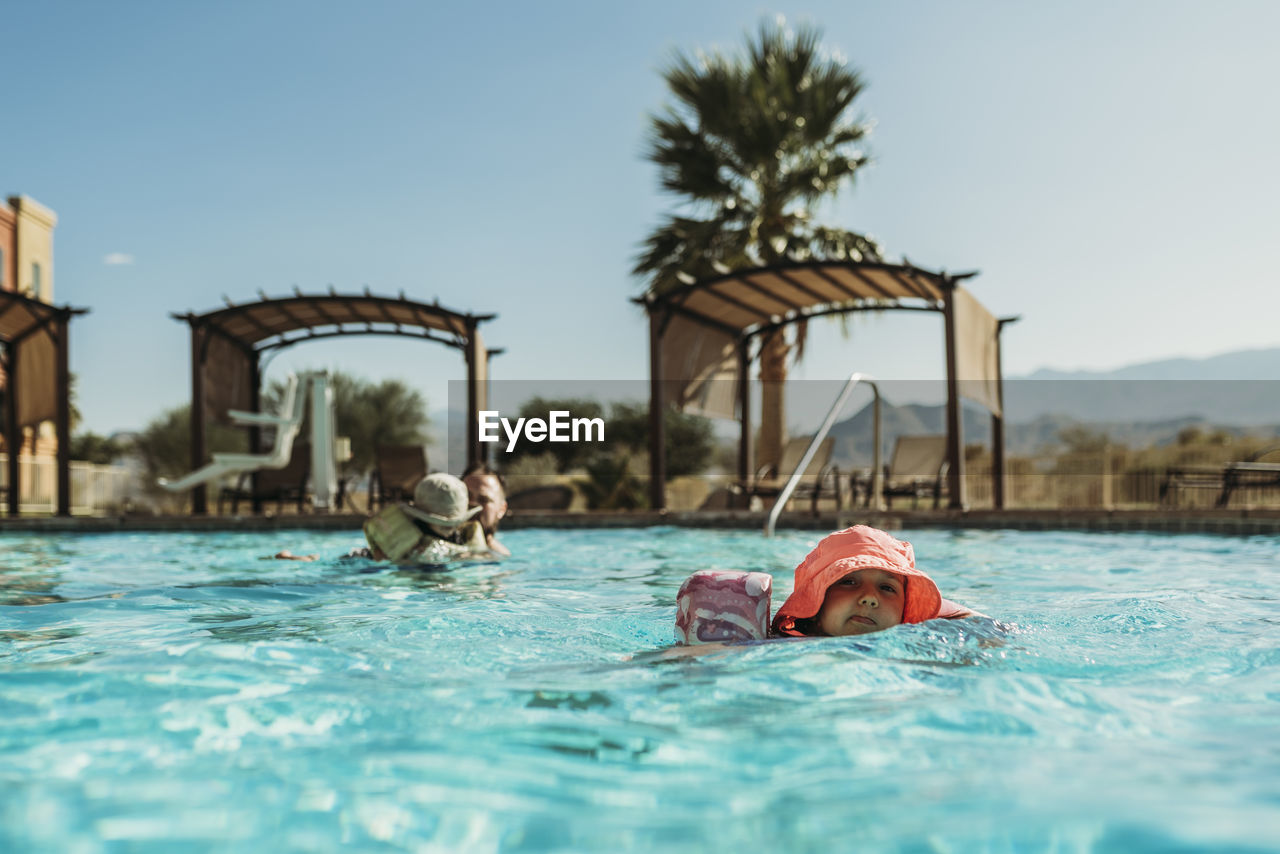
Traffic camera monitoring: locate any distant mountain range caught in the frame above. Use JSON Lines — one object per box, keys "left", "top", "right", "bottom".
{"left": 1019, "top": 347, "right": 1280, "bottom": 382}
{"left": 820, "top": 347, "right": 1280, "bottom": 464}
{"left": 822, "top": 402, "right": 1276, "bottom": 467}
{"left": 427, "top": 347, "right": 1280, "bottom": 468}
{"left": 1001, "top": 346, "right": 1280, "bottom": 425}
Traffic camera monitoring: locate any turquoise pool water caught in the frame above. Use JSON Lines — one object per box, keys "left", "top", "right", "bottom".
{"left": 1, "top": 527, "right": 1277, "bottom": 852}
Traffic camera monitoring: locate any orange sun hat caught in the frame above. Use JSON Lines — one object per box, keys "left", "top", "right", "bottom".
{"left": 772, "top": 526, "right": 944, "bottom": 634}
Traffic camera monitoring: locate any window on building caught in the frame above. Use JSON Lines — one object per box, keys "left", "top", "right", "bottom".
{"left": 29, "top": 262, "right": 41, "bottom": 297}
{"left": 0, "top": 248, "right": 5, "bottom": 287}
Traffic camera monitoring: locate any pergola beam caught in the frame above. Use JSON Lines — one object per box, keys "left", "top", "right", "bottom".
{"left": 255, "top": 327, "right": 464, "bottom": 353}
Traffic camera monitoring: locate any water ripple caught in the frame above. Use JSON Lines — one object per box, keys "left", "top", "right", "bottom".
{"left": 1, "top": 528, "right": 1278, "bottom": 851}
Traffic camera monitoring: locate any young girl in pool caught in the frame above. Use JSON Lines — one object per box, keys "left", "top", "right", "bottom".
{"left": 674, "top": 525, "right": 981, "bottom": 646}
{"left": 771, "top": 525, "right": 977, "bottom": 637}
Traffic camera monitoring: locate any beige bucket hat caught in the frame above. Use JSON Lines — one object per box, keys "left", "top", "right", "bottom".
{"left": 402, "top": 473, "right": 482, "bottom": 529}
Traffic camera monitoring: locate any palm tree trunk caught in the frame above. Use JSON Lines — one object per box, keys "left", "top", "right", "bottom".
{"left": 757, "top": 329, "right": 790, "bottom": 476}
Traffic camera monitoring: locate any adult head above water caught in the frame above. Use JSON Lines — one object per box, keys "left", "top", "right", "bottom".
{"left": 772, "top": 525, "right": 972, "bottom": 637}
{"left": 403, "top": 472, "right": 481, "bottom": 539}
{"left": 462, "top": 463, "right": 509, "bottom": 555}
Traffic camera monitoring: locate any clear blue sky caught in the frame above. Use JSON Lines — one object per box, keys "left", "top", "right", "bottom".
{"left": 6, "top": 0, "right": 1278, "bottom": 435}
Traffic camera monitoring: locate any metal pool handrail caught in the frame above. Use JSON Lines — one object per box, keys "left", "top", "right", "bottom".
{"left": 764, "top": 372, "right": 882, "bottom": 537}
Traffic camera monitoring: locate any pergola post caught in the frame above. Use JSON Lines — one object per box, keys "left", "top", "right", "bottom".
{"left": 54, "top": 316, "right": 71, "bottom": 516}
{"left": 6, "top": 342, "right": 18, "bottom": 517}
{"left": 0, "top": 297, "right": 87, "bottom": 517}
{"left": 991, "top": 398, "right": 1006, "bottom": 510}
{"left": 481, "top": 348, "right": 501, "bottom": 470}
{"left": 464, "top": 318, "right": 481, "bottom": 472}
{"left": 189, "top": 323, "right": 207, "bottom": 515}
{"left": 248, "top": 355, "right": 262, "bottom": 515}
{"left": 757, "top": 330, "right": 787, "bottom": 475}
{"left": 648, "top": 307, "right": 666, "bottom": 511}
{"left": 992, "top": 316, "right": 1019, "bottom": 510}
{"left": 942, "top": 279, "right": 967, "bottom": 510}
{"left": 737, "top": 338, "right": 752, "bottom": 491}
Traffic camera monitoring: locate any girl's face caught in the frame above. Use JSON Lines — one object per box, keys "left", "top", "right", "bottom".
{"left": 816, "top": 568, "right": 906, "bottom": 636}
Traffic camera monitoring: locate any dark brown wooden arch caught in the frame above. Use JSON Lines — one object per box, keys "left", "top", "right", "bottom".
{"left": 172, "top": 291, "right": 496, "bottom": 514}
{"left": 638, "top": 259, "right": 1009, "bottom": 512}
{"left": 0, "top": 290, "right": 87, "bottom": 516}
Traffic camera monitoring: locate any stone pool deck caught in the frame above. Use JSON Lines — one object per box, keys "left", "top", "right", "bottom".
{"left": 2, "top": 508, "right": 1280, "bottom": 536}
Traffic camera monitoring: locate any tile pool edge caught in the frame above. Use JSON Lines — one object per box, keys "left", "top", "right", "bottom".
{"left": 1, "top": 509, "right": 1279, "bottom": 536}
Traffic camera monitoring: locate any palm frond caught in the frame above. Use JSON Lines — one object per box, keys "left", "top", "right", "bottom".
{"left": 637, "top": 18, "right": 881, "bottom": 297}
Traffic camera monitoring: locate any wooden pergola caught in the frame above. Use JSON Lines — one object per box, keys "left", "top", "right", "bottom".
{"left": 638, "top": 260, "right": 1012, "bottom": 511}
{"left": 0, "top": 290, "right": 87, "bottom": 516}
{"left": 172, "top": 290, "right": 495, "bottom": 514}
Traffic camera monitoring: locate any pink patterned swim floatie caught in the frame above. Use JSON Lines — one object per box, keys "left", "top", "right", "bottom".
{"left": 675, "top": 570, "right": 772, "bottom": 645}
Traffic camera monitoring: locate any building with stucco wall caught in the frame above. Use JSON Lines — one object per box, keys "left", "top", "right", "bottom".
{"left": 0, "top": 195, "right": 59, "bottom": 456}
{"left": 4, "top": 195, "right": 57, "bottom": 301}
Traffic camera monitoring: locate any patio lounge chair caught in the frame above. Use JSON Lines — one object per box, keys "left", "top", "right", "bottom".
{"left": 506, "top": 484, "right": 575, "bottom": 511}
{"left": 749, "top": 436, "right": 838, "bottom": 513}
{"left": 1161, "top": 444, "right": 1280, "bottom": 507}
{"left": 877, "top": 434, "right": 948, "bottom": 509}
{"left": 369, "top": 444, "right": 429, "bottom": 511}
{"left": 219, "top": 442, "right": 311, "bottom": 514}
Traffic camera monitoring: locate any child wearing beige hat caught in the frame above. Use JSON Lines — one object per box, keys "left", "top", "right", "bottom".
{"left": 363, "top": 472, "right": 491, "bottom": 563}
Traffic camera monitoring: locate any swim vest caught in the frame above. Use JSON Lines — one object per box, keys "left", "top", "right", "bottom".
{"left": 363, "top": 503, "right": 489, "bottom": 563}
{"left": 771, "top": 525, "right": 973, "bottom": 637}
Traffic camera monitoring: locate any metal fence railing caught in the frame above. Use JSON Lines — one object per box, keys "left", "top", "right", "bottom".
{"left": 904, "top": 451, "right": 1280, "bottom": 511}
{"left": 0, "top": 454, "right": 134, "bottom": 515}
{"left": 0, "top": 451, "right": 1270, "bottom": 517}
{"left": 752, "top": 449, "right": 1280, "bottom": 514}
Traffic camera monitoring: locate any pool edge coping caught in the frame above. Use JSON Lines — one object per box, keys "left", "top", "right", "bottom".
{"left": 3, "top": 508, "right": 1280, "bottom": 536}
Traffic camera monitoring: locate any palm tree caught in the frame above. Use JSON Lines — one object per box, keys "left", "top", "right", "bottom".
{"left": 635, "top": 18, "right": 882, "bottom": 471}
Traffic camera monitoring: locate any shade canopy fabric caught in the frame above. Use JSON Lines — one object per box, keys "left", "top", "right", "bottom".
{"left": 654, "top": 260, "right": 951, "bottom": 337}
{"left": 174, "top": 291, "right": 490, "bottom": 353}
{"left": 0, "top": 291, "right": 86, "bottom": 428}
{"left": 198, "top": 331, "right": 256, "bottom": 423}
{"left": 15, "top": 328, "right": 57, "bottom": 426}
{"left": 469, "top": 328, "right": 488, "bottom": 415}
{"left": 659, "top": 312, "right": 739, "bottom": 419}
{"left": 952, "top": 285, "right": 1002, "bottom": 417}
